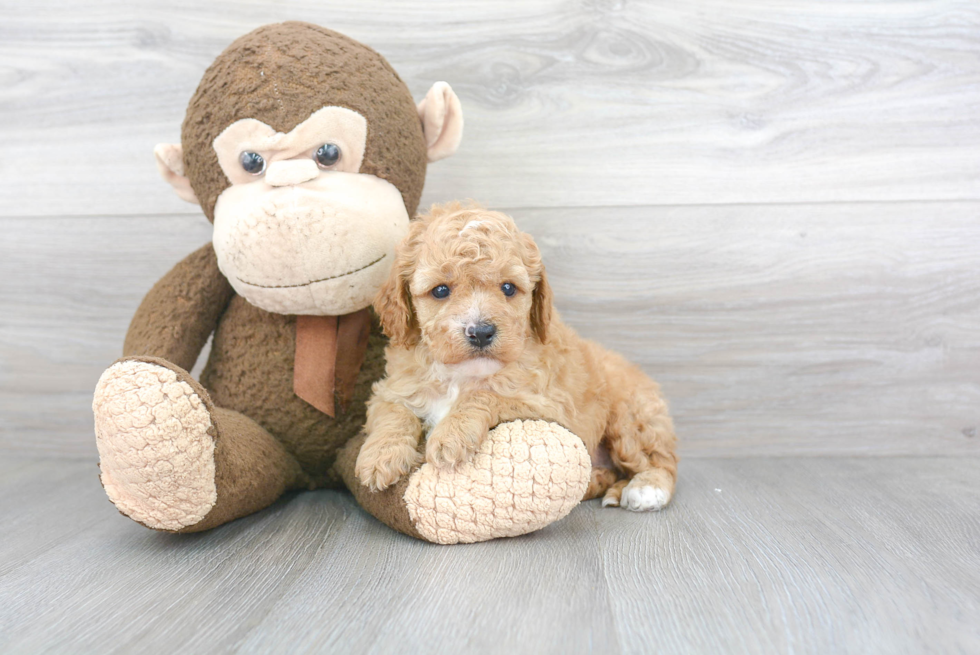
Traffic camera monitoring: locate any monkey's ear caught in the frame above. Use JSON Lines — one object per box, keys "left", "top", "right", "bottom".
{"left": 153, "top": 143, "right": 200, "bottom": 205}
{"left": 417, "top": 82, "right": 464, "bottom": 163}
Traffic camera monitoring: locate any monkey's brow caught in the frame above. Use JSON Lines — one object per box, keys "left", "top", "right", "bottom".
{"left": 239, "top": 254, "right": 386, "bottom": 288}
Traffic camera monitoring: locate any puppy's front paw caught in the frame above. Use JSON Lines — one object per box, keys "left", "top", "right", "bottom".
{"left": 425, "top": 425, "right": 478, "bottom": 469}
{"left": 425, "top": 435, "right": 468, "bottom": 469}
{"left": 355, "top": 439, "right": 422, "bottom": 492}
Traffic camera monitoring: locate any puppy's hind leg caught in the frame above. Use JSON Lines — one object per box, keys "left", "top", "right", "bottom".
{"left": 601, "top": 479, "right": 628, "bottom": 507}
{"left": 602, "top": 470, "right": 675, "bottom": 511}
{"left": 603, "top": 375, "right": 679, "bottom": 512}
{"left": 583, "top": 467, "right": 618, "bottom": 501}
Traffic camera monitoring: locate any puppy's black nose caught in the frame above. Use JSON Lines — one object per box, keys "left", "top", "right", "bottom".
{"left": 466, "top": 323, "right": 496, "bottom": 349}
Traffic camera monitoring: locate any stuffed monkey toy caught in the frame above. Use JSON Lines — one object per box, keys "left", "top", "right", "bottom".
{"left": 92, "top": 22, "right": 590, "bottom": 544}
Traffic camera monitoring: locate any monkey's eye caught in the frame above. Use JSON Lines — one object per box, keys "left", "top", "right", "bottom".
{"left": 431, "top": 285, "right": 451, "bottom": 299}
{"left": 239, "top": 151, "right": 266, "bottom": 175}
{"left": 501, "top": 282, "right": 517, "bottom": 297}
{"left": 314, "top": 143, "right": 341, "bottom": 169}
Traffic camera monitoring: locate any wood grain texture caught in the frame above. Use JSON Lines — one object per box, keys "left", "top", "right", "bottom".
{"left": 0, "top": 456, "right": 977, "bottom": 654}
{"left": 1, "top": 0, "right": 978, "bottom": 217}
{"left": 594, "top": 457, "right": 980, "bottom": 655}
{"left": 3, "top": 203, "right": 977, "bottom": 458}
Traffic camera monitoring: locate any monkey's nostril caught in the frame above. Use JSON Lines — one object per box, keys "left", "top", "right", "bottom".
{"left": 465, "top": 322, "right": 496, "bottom": 349}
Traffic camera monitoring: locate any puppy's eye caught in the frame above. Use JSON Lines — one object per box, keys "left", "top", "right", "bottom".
{"left": 501, "top": 282, "right": 517, "bottom": 297}
{"left": 314, "top": 143, "right": 341, "bottom": 169}
{"left": 240, "top": 151, "right": 266, "bottom": 175}
{"left": 431, "top": 285, "right": 451, "bottom": 299}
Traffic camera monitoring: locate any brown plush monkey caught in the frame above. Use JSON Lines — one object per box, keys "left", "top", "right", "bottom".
{"left": 93, "top": 22, "right": 590, "bottom": 543}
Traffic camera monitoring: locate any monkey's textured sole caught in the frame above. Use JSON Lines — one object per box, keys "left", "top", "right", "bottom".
{"left": 93, "top": 360, "right": 217, "bottom": 531}
{"left": 403, "top": 420, "right": 591, "bottom": 544}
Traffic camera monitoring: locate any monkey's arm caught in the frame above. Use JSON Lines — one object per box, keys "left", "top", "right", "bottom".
{"left": 123, "top": 242, "right": 234, "bottom": 371}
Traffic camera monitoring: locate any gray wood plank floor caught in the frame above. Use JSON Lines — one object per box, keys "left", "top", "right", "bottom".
{"left": 1, "top": 456, "right": 977, "bottom": 655}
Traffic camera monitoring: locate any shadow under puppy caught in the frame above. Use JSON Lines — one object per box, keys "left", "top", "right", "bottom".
{"left": 355, "top": 202, "right": 678, "bottom": 510}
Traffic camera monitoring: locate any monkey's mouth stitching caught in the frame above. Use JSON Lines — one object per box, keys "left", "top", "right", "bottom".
{"left": 240, "top": 254, "right": 386, "bottom": 289}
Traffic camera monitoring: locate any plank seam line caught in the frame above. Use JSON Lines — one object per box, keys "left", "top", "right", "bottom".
{"left": 3, "top": 196, "right": 980, "bottom": 221}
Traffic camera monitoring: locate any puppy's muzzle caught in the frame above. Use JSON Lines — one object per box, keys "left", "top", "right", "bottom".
{"left": 465, "top": 322, "right": 496, "bottom": 349}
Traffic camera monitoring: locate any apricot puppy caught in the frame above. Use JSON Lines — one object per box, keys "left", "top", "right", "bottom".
{"left": 355, "top": 203, "right": 678, "bottom": 511}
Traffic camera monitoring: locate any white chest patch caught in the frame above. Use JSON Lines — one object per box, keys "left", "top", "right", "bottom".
{"left": 423, "top": 383, "right": 460, "bottom": 431}
{"left": 416, "top": 359, "right": 504, "bottom": 432}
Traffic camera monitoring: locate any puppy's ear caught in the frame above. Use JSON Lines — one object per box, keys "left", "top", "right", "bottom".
{"left": 530, "top": 267, "right": 554, "bottom": 344}
{"left": 375, "top": 267, "right": 419, "bottom": 348}
{"left": 519, "top": 231, "right": 553, "bottom": 343}
{"left": 519, "top": 232, "right": 554, "bottom": 343}
{"left": 375, "top": 223, "right": 424, "bottom": 347}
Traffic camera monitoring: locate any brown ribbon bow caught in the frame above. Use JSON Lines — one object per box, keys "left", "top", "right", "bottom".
{"left": 293, "top": 308, "right": 372, "bottom": 418}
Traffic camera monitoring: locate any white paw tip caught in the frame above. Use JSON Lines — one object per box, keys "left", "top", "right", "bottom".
{"left": 601, "top": 495, "right": 619, "bottom": 507}
{"left": 621, "top": 485, "right": 670, "bottom": 512}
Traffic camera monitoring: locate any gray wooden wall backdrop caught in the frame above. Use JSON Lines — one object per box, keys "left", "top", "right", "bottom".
{"left": 1, "top": 0, "right": 978, "bottom": 460}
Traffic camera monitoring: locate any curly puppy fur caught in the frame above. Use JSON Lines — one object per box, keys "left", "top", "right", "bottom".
{"left": 355, "top": 202, "right": 679, "bottom": 511}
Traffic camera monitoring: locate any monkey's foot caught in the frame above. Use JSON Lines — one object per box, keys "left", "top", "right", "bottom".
{"left": 93, "top": 358, "right": 217, "bottom": 531}
{"left": 405, "top": 420, "right": 592, "bottom": 544}
{"left": 339, "top": 420, "right": 592, "bottom": 545}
